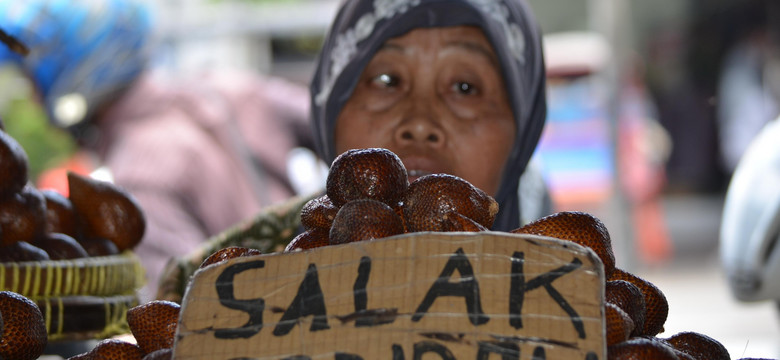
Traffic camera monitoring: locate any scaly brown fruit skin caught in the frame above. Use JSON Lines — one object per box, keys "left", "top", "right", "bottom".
{"left": 142, "top": 348, "right": 173, "bottom": 360}
{"left": 0, "top": 185, "right": 47, "bottom": 246}
{"left": 402, "top": 174, "right": 498, "bottom": 232}
{"left": 0, "top": 129, "right": 28, "bottom": 199}
{"left": 608, "top": 269, "right": 668, "bottom": 337}
{"left": 127, "top": 301, "right": 181, "bottom": 355}
{"left": 392, "top": 202, "right": 406, "bottom": 232}
{"left": 71, "top": 339, "right": 144, "bottom": 360}
{"left": 33, "top": 232, "right": 89, "bottom": 260}
{"left": 330, "top": 199, "right": 405, "bottom": 245}
{"left": 511, "top": 211, "right": 615, "bottom": 277}
{"left": 664, "top": 331, "right": 731, "bottom": 360}
{"left": 0, "top": 291, "right": 48, "bottom": 360}
{"left": 77, "top": 237, "right": 120, "bottom": 257}
{"left": 0, "top": 241, "right": 50, "bottom": 262}
{"left": 67, "top": 171, "right": 146, "bottom": 251}
{"left": 41, "top": 188, "right": 81, "bottom": 238}
{"left": 199, "top": 246, "right": 262, "bottom": 268}
{"left": 608, "top": 337, "right": 680, "bottom": 360}
{"left": 285, "top": 228, "right": 330, "bottom": 252}
{"left": 326, "top": 148, "right": 409, "bottom": 207}
{"left": 440, "top": 211, "right": 488, "bottom": 232}
{"left": 300, "top": 195, "right": 339, "bottom": 230}
{"left": 605, "top": 302, "right": 634, "bottom": 346}
{"left": 606, "top": 280, "right": 647, "bottom": 338}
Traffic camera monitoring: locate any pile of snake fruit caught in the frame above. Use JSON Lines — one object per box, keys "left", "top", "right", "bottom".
{"left": 28, "top": 147, "right": 748, "bottom": 360}
{"left": 286, "top": 148, "right": 736, "bottom": 360}
{"left": 1, "top": 115, "right": 150, "bottom": 359}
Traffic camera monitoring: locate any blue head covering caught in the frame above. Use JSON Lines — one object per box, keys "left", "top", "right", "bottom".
{"left": 0, "top": 0, "right": 152, "bottom": 129}
{"left": 310, "top": 0, "right": 547, "bottom": 231}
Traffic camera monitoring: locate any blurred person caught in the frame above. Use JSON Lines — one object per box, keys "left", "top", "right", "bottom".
{"left": 616, "top": 57, "right": 672, "bottom": 265}
{"left": 541, "top": 33, "right": 672, "bottom": 265}
{"left": 0, "top": 0, "right": 313, "bottom": 302}
{"left": 158, "top": 0, "right": 552, "bottom": 302}
{"left": 716, "top": 19, "right": 780, "bottom": 175}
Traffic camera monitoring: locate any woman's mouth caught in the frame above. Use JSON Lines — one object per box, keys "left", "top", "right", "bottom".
{"left": 407, "top": 169, "right": 433, "bottom": 183}
{"left": 402, "top": 156, "right": 447, "bottom": 183}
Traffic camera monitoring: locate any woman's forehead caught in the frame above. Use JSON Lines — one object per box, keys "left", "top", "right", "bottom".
{"left": 384, "top": 26, "right": 491, "bottom": 46}
{"left": 378, "top": 26, "right": 498, "bottom": 61}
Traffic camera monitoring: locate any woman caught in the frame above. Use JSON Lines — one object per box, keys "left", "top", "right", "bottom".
{"left": 157, "top": 0, "right": 549, "bottom": 301}
{"left": 314, "top": 0, "right": 548, "bottom": 231}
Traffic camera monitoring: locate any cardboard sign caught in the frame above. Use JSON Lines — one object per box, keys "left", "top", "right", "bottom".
{"left": 173, "top": 232, "right": 605, "bottom": 360}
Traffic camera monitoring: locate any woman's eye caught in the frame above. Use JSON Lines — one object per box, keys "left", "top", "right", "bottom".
{"left": 371, "top": 73, "right": 400, "bottom": 88}
{"left": 452, "top": 81, "right": 479, "bottom": 96}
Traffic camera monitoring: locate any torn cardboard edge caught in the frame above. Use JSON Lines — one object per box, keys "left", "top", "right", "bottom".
{"left": 174, "top": 231, "right": 606, "bottom": 359}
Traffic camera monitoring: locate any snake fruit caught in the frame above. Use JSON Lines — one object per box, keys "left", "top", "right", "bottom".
{"left": 0, "top": 185, "right": 47, "bottom": 246}
{"left": 127, "top": 300, "right": 181, "bottom": 355}
{"left": 662, "top": 331, "right": 731, "bottom": 360}
{"left": 199, "top": 246, "right": 263, "bottom": 268}
{"left": 401, "top": 173, "right": 498, "bottom": 232}
{"left": 608, "top": 337, "right": 681, "bottom": 360}
{"left": 329, "top": 199, "right": 405, "bottom": 245}
{"left": 41, "top": 188, "right": 81, "bottom": 238}
{"left": 608, "top": 268, "right": 668, "bottom": 337}
{"left": 0, "top": 291, "right": 47, "bottom": 360}
{"left": 69, "top": 301, "right": 181, "bottom": 359}
{"left": 511, "top": 211, "right": 615, "bottom": 276}
{"left": 0, "top": 241, "right": 50, "bottom": 262}
{"left": 68, "top": 171, "right": 146, "bottom": 252}
{"left": 605, "top": 302, "right": 635, "bottom": 346}
{"left": 0, "top": 129, "right": 28, "bottom": 199}
{"left": 286, "top": 228, "right": 330, "bottom": 251}
{"left": 77, "top": 237, "right": 120, "bottom": 257}
{"left": 300, "top": 195, "right": 339, "bottom": 230}
{"left": 33, "top": 232, "right": 89, "bottom": 260}
{"left": 141, "top": 348, "right": 173, "bottom": 360}
{"left": 68, "top": 338, "right": 144, "bottom": 360}
{"left": 606, "top": 280, "right": 646, "bottom": 338}
{"left": 326, "top": 148, "right": 409, "bottom": 207}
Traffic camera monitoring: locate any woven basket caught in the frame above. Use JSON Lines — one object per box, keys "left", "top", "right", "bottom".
{"left": 1, "top": 251, "right": 145, "bottom": 341}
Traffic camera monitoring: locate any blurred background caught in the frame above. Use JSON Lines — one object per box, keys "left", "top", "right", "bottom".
{"left": 1, "top": 0, "right": 778, "bottom": 358}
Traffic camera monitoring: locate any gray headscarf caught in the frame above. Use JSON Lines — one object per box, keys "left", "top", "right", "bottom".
{"left": 310, "top": 0, "right": 547, "bottom": 232}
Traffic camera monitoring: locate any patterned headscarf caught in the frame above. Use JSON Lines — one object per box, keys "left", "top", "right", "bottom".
{"left": 310, "top": 0, "right": 547, "bottom": 231}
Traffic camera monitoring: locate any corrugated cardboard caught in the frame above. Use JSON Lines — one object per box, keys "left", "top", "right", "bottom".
{"left": 173, "top": 232, "right": 605, "bottom": 359}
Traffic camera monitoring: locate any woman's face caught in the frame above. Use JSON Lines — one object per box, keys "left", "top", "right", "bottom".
{"left": 334, "top": 26, "right": 516, "bottom": 196}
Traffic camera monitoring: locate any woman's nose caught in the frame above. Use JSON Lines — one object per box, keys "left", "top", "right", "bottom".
{"left": 394, "top": 111, "right": 446, "bottom": 148}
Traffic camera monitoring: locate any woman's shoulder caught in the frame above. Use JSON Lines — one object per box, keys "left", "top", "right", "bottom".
{"left": 208, "top": 193, "right": 317, "bottom": 252}
{"left": 155, "top": 192, "right": 321, "bottom": 302}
